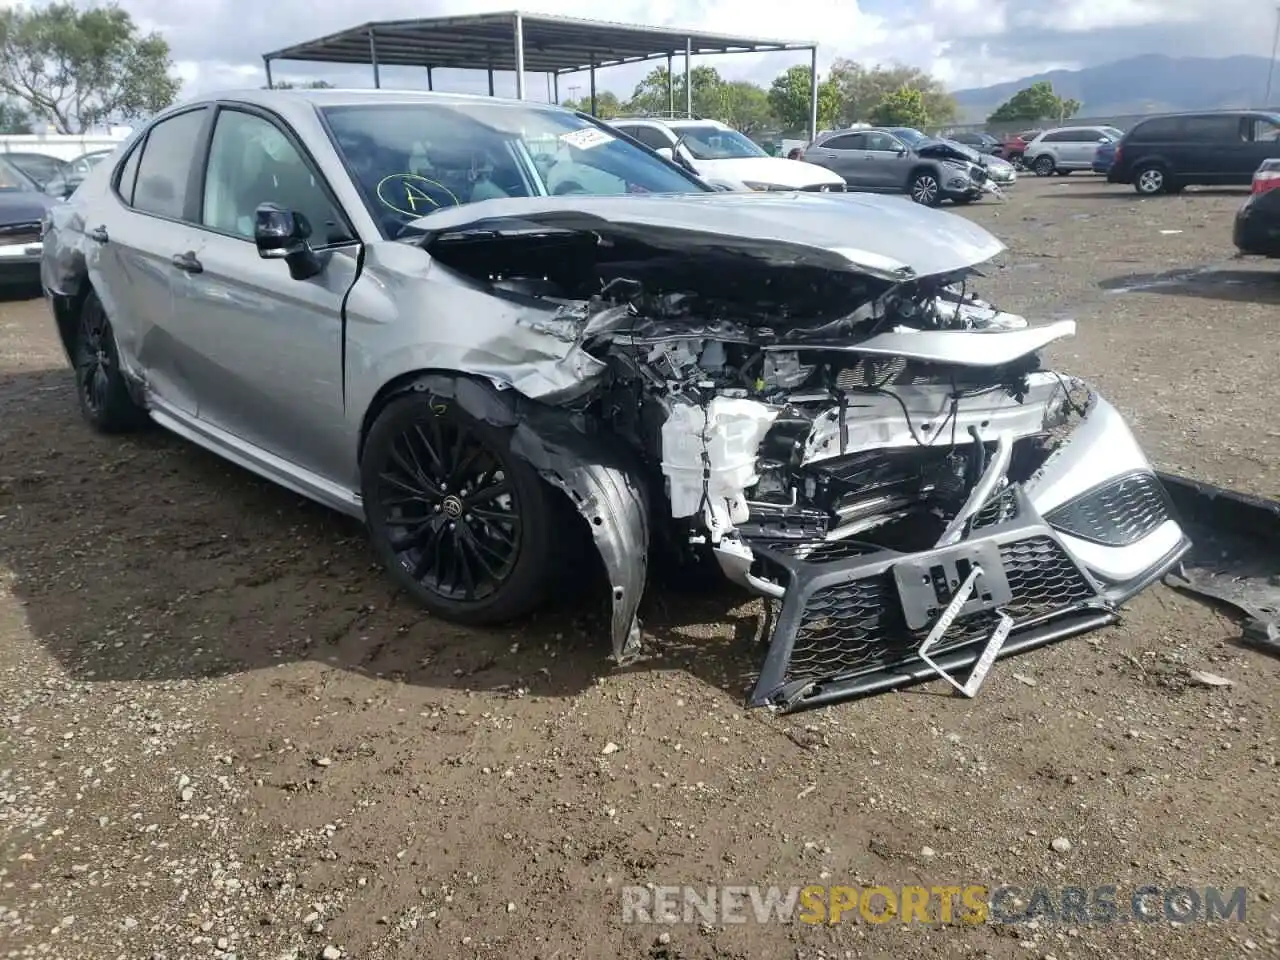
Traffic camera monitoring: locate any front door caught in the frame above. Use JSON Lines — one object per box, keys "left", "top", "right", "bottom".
{"left": 863, "top": 131, "right": 910, "bottom": 189}
{"left": 1245, "top": 115, "right": 1280, "bottom": 178}
{"left": 168, "top": 104, "right": 363, "bottom": 483}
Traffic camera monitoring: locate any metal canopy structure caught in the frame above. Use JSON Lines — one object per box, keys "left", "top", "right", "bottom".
{"left": 262, "top": 11, "right": 822, "bottom": 139}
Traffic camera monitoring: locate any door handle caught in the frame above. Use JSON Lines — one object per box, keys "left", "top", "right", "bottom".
{"left": 171, "top": 251, "right": 203, "bottom": 274}
{"left": 87, "top": 225, "right": 109, "bottom": 244}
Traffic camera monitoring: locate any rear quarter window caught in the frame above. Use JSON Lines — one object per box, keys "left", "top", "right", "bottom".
{"left": 1130, "top": 117, "right": 1180, "bottom": 141}
{"left": 820, "top": 133, "right": 863, "bottom": 150}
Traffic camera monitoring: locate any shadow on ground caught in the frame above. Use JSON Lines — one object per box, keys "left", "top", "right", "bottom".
{"left": 1041, "top": 186, "right": 1251, "bottom": 201}
{"left": 0, "top": 367, "right": 767, "bottom": 705}
{"left": 1098, "top": 265, "right": 1280, "bottom": 304}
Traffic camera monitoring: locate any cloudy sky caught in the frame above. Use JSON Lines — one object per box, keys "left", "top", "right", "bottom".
{"left": 22, "top": 0, "right": 1280, "bottom": 98}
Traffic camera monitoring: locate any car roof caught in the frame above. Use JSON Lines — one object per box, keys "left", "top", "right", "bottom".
{"left": 154, "top": 87, "right": 573, "bottom": 128}
{"left": 1037, "top": 125, "right": 1109, "bottom": 135}
{"left": 1133, "top": 109, "right": 1260, "bottom": 120}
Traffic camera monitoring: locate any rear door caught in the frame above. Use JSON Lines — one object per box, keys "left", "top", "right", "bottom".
{"left": 805, "top": 133, "right": 867, "bottom": 184}
{"left": 85, "top": 105, "right": 212, "bottom": 415}
{"left": 1180, "top": 114, "right": 1249, "bottom": 181}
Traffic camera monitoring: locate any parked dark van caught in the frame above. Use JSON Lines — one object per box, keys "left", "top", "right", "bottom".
{"left": 1107, "top": 110, "right": 1280, "bottom": 195}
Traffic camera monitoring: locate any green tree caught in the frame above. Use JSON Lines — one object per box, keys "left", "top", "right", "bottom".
{"left": 0, "top": 2, "right": 180, "bottom": 133}
{"left": 987, "top": 81, "right": 1081, "bottom": 123}
{"left": 626, "top": 65, "right": 724, "bottom": 117}
{"left": 270, "top": 80, "right": 335, "bottom": 90}
{"left": 828, "top": 60, "right": 957, "bottom": 125}
{"left": 868, "top": 86, "right": 930, "bottom": 128}
{"left": 0, "top": 99, "right": 31, "bottom": 134}
{"left": 767, "top": 64, "right": 839, "bottom": 134}
{"left": 561, "top": 90, "right": 622, "bottom": 118}
{"left": 711, "top": 81, "right": 773, "bottom": 135}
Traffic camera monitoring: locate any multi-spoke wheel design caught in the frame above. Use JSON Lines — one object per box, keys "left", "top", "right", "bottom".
{"left": 361, "top": 391, "right": 558, "bottom": 623}
{"left": 909, "top": 172, "right": 941, "bottom": 206}
{"left": 75, "top": 300, "right": 113, "bottom": 419}
{"left": 377, "top": 417, "right": 521, "bottom": 603}
{"left": 73, "top": 291, "right": 145, "bottom": 432}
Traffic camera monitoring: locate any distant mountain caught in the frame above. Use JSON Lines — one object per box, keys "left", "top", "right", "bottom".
{"left": 950, "top": 54, "right": 1277, "bottom": 123}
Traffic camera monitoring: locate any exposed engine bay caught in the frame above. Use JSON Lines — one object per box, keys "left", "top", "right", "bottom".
{"left": 412, "top": 205, "right": 1189, "bottom": 713}
{"left": 427, "top": 218, "right": 1085, "bottom": 567}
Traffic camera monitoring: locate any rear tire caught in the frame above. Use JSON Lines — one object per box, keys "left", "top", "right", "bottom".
{"left": 361, "top": 391, "right": 560, "bottom": 625}
{"left": 1033, "top": 155, "right": 1056, "bottom": 177}
{"left": 1133, "top": 163, "right": 1170, "bottom": 195}
{"left": 73, "top": 290, "right": 146, "bottom": 433}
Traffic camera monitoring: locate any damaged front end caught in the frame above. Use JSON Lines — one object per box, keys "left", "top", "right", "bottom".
{"left": 413, "top": 193, "right": 1189, "bottom": 711}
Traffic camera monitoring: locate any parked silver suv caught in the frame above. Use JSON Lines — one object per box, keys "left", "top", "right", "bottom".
{"left": 1023, "top": 126, "right": 1123, "bottom": 176}
{"left": 803, "top": 127, "right": 987, "bottom": 206}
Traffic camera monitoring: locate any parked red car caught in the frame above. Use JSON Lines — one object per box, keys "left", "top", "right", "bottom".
{"left": 1000, "top": 129, "right": 1043, "bottom": 168}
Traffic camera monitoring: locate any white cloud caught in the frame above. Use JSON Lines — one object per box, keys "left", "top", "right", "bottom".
{"left": 104, "top": 0, "right": 1278, "bottom": 101}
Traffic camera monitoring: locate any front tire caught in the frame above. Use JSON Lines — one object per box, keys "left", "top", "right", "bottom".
{"left": 909, "top": 171, "right": 941, "bottom": 206}
{"left": 1033, "top": 155, "right": 1056, "bottom": 177}
{"left": 361, "top": 392, "right": 559, "bottom": 625}
{"left": 73, "top": 290, "right": 146, "bottom": 433}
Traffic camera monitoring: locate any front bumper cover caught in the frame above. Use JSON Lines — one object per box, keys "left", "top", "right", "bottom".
{"left": 736, "top": 393, "right": 1190, "bottom": 712}
{"left": 743, "top": 483, "right": 1188, "bottom": 711}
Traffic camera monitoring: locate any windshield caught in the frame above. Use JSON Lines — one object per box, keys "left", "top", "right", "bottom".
{"left": 888, "top": 127, "right": 927, "bottom": 146}
{"left": 321, "top": 102, "right": 708, "bottom": 237}
{"left": 0, "top": 156, "right": 38, "bottom": 192}
{"left": 672, "top": 125, "right": 767, "bottom": 160}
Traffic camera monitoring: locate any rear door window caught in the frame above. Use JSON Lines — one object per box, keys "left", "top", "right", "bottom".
{"left": 820, "top": 133, "right": 864, "bottom": 151}
{"left": 1246, "top": 117, "right": 1280, "bottom": 142}
{"left": 1130, "top": 117, "right": 1180, "bottom": 141}
{"left": 629, "top": 126, "right": 675, "bottom": 151}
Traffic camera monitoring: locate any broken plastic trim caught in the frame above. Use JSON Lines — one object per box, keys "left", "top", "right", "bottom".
{"left": 399, "top": 374, "right": 650, "bottom": 661}
{"left": 1157, "top": 472, "right": 1280, "bottom": 649}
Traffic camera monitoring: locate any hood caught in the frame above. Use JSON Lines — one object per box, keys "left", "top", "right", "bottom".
{"left": 689, "top": 155, "right": 844, "bottom": 189}
{"left": 0, "top": 189, "right": 56, "bottom": 225}
{"left": 411, "top": 191, "right": 1004, "bottom": 282}
{"left": 917, "top": 139, "right": 981, "bottom": 164}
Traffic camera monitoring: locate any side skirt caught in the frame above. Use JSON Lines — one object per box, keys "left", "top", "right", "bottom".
{"left": 148, "top": 396, "right": 364, "bottom": 520}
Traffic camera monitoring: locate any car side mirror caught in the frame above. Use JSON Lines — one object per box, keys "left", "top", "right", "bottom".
{"left": 896, "top": 147, "right": 907, "bottom": 156}
{"left": 654, "top": 146, "right": 674, "bottom": 161}
{"left": 254, "top": 202, "right": 322, "bottom": 281}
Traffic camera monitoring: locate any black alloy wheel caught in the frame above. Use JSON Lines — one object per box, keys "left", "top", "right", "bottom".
{"left": 362, "top": 393, "right": 558, "bottom": 623}
{"left": 73, "top": 291, "right": 144, "bottom": 432}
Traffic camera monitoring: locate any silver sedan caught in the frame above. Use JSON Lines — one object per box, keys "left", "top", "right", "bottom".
{"left": 42, "top": 89, "right": 1186, "bottom": 711}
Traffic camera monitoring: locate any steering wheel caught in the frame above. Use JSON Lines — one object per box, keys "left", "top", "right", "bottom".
{"left": 552, "top": 181, "right": 588, "bottom": 195}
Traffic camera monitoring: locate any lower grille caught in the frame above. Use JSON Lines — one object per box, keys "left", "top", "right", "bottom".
{"left": 1044, "top": 472, "right": 1171, "bottom": 546}
{"left": 786, "top": 535, "right": 1094, "bottom": 683}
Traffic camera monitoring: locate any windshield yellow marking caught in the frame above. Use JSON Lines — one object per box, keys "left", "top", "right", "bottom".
{"left": 375, "top": 173, "right": 460, "bottom": 216}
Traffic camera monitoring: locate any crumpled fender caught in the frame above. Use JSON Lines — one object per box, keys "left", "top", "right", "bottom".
{"left": 397, "top": 374, "right": 650, "bottom": 660}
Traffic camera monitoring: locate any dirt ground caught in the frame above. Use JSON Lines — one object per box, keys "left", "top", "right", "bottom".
{"left": 1, "top": 176, "right": 1278, "bottom": 960}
